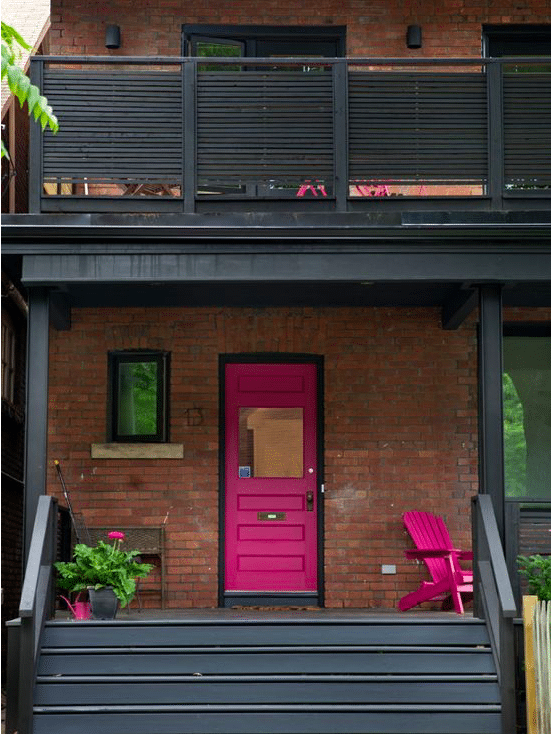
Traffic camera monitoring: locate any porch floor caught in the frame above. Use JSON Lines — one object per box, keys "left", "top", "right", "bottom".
{"left": 53, "top": 607, "right": 476, "bottom": 623}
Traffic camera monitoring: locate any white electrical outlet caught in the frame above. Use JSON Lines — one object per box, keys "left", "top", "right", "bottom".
{"left": 381, "top": 564, "right": 396, "bottom": 575}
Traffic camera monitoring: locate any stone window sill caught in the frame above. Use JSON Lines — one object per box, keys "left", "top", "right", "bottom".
{"left": 90, "top": 443, "right": 184, "bottom": 460}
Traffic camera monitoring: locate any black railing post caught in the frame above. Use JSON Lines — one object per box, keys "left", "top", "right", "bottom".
{"left": 23, "top": 287, "right": 50, "bottom": 562}
{"left": 333, "top": 60, "right": 348, "bottom": 212}
{"left": 471, "top": 495, "right": 482, "bottom": 618}
{"left": 5, "top": 620, "right": 21, "bottom": 734}
{"left": 472, "top": 495, "right": 517, "bottom": 734}
{"left": 183, "top": 58, "right": 196, "bottom": 213}
{"left": 29, "top": 58, "right": 44, "bottom": 213}
{"left": 478, "top": 284, "right": 505, "bottom": 542}
{"left": 16, "top": 495, "right": 58, "bottom": 734}
{"left": 486, "top": 60, "right": 505, "bottom": 210}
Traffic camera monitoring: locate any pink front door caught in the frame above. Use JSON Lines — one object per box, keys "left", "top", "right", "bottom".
{"left": 224, "top": 362, "right": 318, "bottom": 593}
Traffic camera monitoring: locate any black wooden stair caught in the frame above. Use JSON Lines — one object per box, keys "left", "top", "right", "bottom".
{"left": 34, "top": 616, "right": 501, "bottom": 734}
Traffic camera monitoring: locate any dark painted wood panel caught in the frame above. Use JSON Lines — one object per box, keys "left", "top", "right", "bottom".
{"left": 38, "top": 649, "right": 496, "bottom": 675}
{"left": 42, "top": 621, "right": 490, "bottom": 648}
{"left": 34, "top": 677, "right": 500, "bottom": 705}
{"left": 32, "top": 710, "right": 502, "bottom": 734}
{"left": 348, "top": 72, "right": 487, "bottom": 183}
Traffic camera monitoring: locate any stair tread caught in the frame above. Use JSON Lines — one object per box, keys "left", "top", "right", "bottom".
{"left": 36, "top": 673, "right": 497, "bottom": 683}
{"left": 34, "top": 703, "right": 502, "bottom": 712}
{"left": 40, "top": 644, "right": 492, "bottom": 653}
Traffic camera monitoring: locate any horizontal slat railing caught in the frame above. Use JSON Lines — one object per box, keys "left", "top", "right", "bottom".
{"left": 31, "top": 56, "right": 551, "bottom": 214}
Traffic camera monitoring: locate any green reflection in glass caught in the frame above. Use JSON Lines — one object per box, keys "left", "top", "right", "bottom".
{"left": 118, "top": 361, "right": 157, "bottom": 436}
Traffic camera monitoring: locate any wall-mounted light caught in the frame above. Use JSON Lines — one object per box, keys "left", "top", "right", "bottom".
{"left": 105, "top": 25, "right": 121, "bottom": 49}
{"left": 406, "top": 25, "right": 422, "bottom": 49}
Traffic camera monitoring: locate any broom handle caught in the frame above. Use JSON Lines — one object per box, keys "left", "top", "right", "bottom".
{"left": 54, "top": 460, "right": 81, "bottom": 543}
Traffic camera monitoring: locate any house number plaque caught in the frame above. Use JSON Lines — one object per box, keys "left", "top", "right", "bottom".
{"left": 258, "top": 512, "right": 286, "bottom": 521}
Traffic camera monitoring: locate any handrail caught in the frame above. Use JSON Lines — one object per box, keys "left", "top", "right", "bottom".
{"left": 6, "top": 494, "right": 58, "bottom": 734}
{"left": 32, "top": 54, "right": 549, "bottom": 64}
{"left": 472, "top": 494, "right": 517, "bottom": 734}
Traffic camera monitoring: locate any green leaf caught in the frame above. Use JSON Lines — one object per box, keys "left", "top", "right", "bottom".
{"left": 1, "top": 22, "right": 31, "bottom": 50}
{"left": 15, "top": 72, "right": 30, "bottom": 106}
{"left": 26, "top": 84, "right": 39, "bottom": 113}
{"left": 6, "top": 63, "right": 22, "bottom": 95}
{"left": 1, "top": 139, "right": 9, "bottom": 159}
{"left": 1, "top": 43, "right": 15, "bottom": 72}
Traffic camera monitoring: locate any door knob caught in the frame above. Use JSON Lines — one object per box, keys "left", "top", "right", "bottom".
{"left": 306, "top": 490, "right": 314, "bottom": 512}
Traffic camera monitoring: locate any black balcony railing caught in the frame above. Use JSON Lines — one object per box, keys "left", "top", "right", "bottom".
{"left": 30, "top": 56, "right": 551, "bottom": 214}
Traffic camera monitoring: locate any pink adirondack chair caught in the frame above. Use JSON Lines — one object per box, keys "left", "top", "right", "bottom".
{"left": 398, "top": 511, "right": 474, "bottom": 614}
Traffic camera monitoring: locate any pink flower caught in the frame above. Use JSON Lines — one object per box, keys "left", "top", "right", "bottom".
{"left": 108, "top": 531, "right": 125, "bottom": 540}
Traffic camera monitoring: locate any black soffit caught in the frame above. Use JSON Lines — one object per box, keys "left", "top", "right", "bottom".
{"left": 54, "top": 281, "right": 551, "bottom": 309}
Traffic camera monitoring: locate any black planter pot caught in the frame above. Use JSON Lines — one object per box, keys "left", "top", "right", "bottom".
{"left": 88, "top": 586, "right": 119, "bottom": 619}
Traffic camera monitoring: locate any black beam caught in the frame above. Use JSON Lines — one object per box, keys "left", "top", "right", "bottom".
{"left": 23, "top": 287, "right": 50, "bottom": 561}
{"left": 441, "top": 288, "right": 478, "bottom": 330}
{"left": 20, "top": 251, "right": 551, "bottom": 285}
{"left": 49, "top": 291, "right": 71, "bottom": 330}
{"left": 478, "top": 285, "right": 505, "bottom": 541}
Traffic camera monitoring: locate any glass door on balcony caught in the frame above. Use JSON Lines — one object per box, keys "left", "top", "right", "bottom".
{"left": 184, "top": 25, "right": 344, "bottom": 198}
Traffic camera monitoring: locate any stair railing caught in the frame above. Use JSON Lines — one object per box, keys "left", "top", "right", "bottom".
{"left": 472, "top": 494, "right": 518, "bottom": 734}
{"left": 6, "top": 495, "right": 58, "bottom": 734}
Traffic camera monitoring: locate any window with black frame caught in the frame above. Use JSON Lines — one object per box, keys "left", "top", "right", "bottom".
{"left": 108, "top": 351, "right": 169, "bottom": 443}
{"left": 484, "top": 25, "right": 551, "bottom": 193}
{"left": 502, "top": 325, "right": 551, "bottom": 499}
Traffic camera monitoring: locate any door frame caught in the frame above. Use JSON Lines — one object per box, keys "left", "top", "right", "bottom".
{"left": 218, "top": 353, "right": 325, "bottom": 607}
{"left": 182, "top": 24, "right": 346, "bottom": 58}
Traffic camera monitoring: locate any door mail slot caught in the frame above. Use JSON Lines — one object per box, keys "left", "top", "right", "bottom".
{"left": 258, "top": 512, "right": 286, "bottom": 521}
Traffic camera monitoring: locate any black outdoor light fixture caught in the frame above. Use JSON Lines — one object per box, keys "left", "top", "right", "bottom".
{"left": 406, "top": 24, "right": 422, "bottom": 49}
{"left": 105, "top": 25, "right": 121, "bottom": 49}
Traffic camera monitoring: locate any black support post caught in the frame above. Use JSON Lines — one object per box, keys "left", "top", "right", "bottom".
{"left": 486, "top": 61, "right": 505, "bottom": 210}
{"left": 478, "top": 285, "right": 505, "bottom": 541}
{"left": 23, "top": 287, "right": 50, "bottom": 562}
{"left": 333, "top": 60, "right": 348, "bottom": 212}
{"left": 183, "top": 59, "right": 197, "bottom": 214}
{"left": 29, "top": 59, "right": 43, "bottom": 214}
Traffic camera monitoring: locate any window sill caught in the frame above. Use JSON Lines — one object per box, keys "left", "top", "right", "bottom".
{"left": 90, "top": 443, "right": 184, "bottom": 460}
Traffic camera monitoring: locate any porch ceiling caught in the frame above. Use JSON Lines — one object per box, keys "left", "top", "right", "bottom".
{"left": 28, "top": 280, "right": 551, "bottom": 310}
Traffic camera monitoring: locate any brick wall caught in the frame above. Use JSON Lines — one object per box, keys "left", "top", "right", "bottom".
{"left": 49, "top": 0, "right": 551, "bottom": 58}
{"left": 45, "top": 305, "right": 550, "bottom": 609}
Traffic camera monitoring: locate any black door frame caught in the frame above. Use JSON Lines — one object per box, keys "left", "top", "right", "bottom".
{"left": 182, "top": 24, "right": 346, "bottom": 58}
{"left": 218, "top": 353, "right": 325, "bottom": 608}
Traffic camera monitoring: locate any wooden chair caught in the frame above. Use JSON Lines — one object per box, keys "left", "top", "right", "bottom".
{"left": 398, "top": 511, "right": 473, "bottom": 614}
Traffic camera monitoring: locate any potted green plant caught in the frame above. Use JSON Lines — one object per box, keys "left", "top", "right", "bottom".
{"left": 55, "top": 531, "right": 153, "bottom": 619}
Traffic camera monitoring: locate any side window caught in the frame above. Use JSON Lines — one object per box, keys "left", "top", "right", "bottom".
{"left": 1, "top": 310, "right": 17, "bottom": 405}
{"left": 483, "top": 24, "right": 551, "bottom": 57}
{"left": 108, "top": 351, "right": 169, "bottom": 443}
{"left": 502, "top": 326, "right": 551, "bottom": 499}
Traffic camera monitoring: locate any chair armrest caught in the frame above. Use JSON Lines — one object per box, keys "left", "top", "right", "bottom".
{"left": 457, "top": 551, "right": 473, "bottom": 561}
{"left": 404, "top": 548, "right": 456, "bottom": 559}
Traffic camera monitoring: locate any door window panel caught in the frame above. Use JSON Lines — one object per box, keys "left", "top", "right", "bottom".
{"left": 239, "top": 407, "right": 303, "bottom": 478}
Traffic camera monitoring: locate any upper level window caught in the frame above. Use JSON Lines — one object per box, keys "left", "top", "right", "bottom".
{"left": 483, "top": 24, "right": 551, "bottom": 57}
{"left": 108, "top": 351, "right": 169, "bottom": 442}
